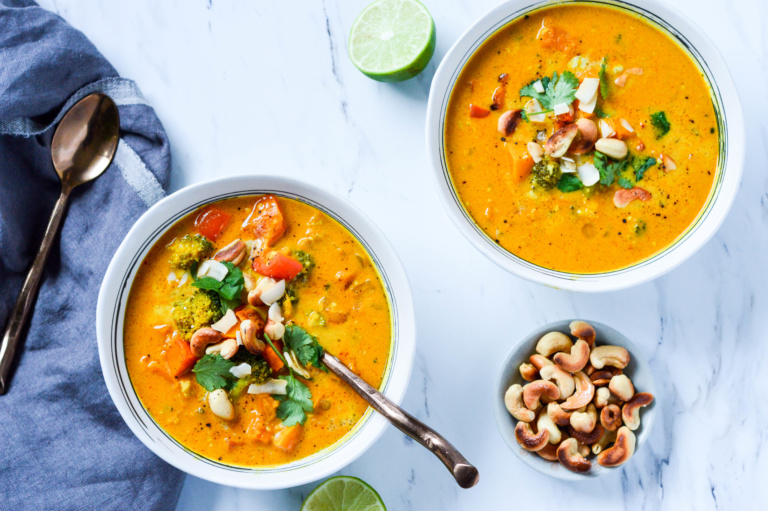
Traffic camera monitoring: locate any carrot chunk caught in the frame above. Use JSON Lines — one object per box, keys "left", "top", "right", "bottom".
{"left": 263, "top": 341, "right": 285, "bottom": 372}
{"left": 274, "top": 425, "right": 303, "bottom": 452}
{"left": 166, "top": 336, "right": 198, "bottom": 377}
{"left": 510, "top": 153, "right": 535, "bottom": 184}
{"left": 246, "top": 195, "right": 286, "bottom": 246}
{"left": 469, "top": 104, "right": 490, "bottom": 118}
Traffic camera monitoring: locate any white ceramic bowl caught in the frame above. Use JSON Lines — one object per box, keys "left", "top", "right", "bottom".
{"left": 493, "top": 320, "right": 656, "bottom": 480}
{"left": 96, "top": 176, "right": 416, "bottom": 489}
{"left": 426, "top": 0, "right": 744, "bottom": 292}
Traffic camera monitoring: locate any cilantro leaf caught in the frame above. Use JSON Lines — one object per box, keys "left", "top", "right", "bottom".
{"left": 618, "top": 177, "right": 634, "bottom": 189}
{"left": 594, "top": 151, "right": 630, "bottom": 186}
{"left": 191, "top": 261, "right": 244, "bottom": 313}
{"left": 594, "top": 107, "right": 610, "bottom": 119}
{"left": 650, "top": 111, "right": 670, "bottom": 138}
{"left": 192, "top": 354, "right": 237, "bottom": 392}
{"left": 599, "top": 58, "right": 609, "bottom": 99}
{"left": 283, "top": 324, "right": 326, "bottom": 372}
{"left": 633, "top": 156, "right": 656, "bottom": 181}
{"left": 520, "top": 71, "right": 579, "bottom": 110}
{"left": 274, "top": 374, "right": 314, "bottom": 426}
{"left": 557, "top": 174, "right": 584, "bottom": 192}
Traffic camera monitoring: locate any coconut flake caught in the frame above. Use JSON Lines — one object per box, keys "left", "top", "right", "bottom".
{"left": 248, "top": 379, "right": 288, "bottom": 395}
{"left": 235, "top": 330, "right": 243, "bottom": 346}
{"left": 599, "top": 119, "right": 616, "bottom": 138}
{"left": 524, "top": 98, "right": 547, "bottom": 123}
{"left": 577, "top": 163, "right": 600, "bottom": 186}
{"left": 620, "top": 118, "right": 634, "bottom": 133}
{"left": 574, "top": 78, "right": 600, "bottom": 103}
{"left": 197, "top": 259, "right": 228, "bottom": 281}
{"left": 561, "top": 158, "right": 577, "bottom": 173}
{"left": 167, "top": 271, "right": 178, "bottom": 284}
{"left": 260, "top": 279, "right": 285, "bottom": 306}
{"left": 533, "top": 80, "right": 545, "bottom": 94}
{"left": 211, "top": 309, "right": 237, "bottom": 334}
{"left": 284, "top": 350, "right": 311, "bottom": 379}
{"left": 229, "top": 363, "right": 252, "bottom": 379}
{"left": 553, "top": 102, "right": 570, "bottom": 116}
{"left": 177, "top": 272, "right": 190, "bottom": 288}
{"left": 578, "top": 92, "right": 597, "bottom": 114}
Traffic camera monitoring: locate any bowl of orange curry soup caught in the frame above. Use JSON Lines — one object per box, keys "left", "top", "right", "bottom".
{"left": 96, "top": 176, "right": 415, "bottom": 489}
{"left": 426, "top": 0, "right": 743, "bottom": 291}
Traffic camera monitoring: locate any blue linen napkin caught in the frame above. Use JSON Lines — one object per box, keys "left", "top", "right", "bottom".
{"left": 0, "top": 1, "right": 185, "bottom": 509}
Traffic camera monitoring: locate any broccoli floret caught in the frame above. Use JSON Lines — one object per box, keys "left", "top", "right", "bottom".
{"left": 171, "top": 290, "right": 223, "bottom": 339}
{"left": 228, "top": 351, "right": 272, "bottom": 402}
{"left": 532, "top": 156, "right": 562, "bottom": 190}
{"left": 168, "top": 234, "right": 213, "bottom": 270}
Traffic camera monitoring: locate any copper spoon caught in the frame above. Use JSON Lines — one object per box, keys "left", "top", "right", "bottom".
{"left": 0, "top": 93, "right": 119, "bottom": 395}
{"left": 322, "top": 352, "right": 480, "bottom": 488}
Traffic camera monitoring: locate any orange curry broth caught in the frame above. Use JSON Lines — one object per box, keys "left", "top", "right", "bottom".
{"left": 124, "top": 196, "right": 392, "bottom": 467}
{"left": 444, "top": 4, "right": 718, "bottom": 273}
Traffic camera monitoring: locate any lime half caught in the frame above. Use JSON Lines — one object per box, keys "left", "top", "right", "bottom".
{"left": 349, "top": 0, "right": 436, "bottom": 82}
{"left": 301, "top": 476, "right": 386, "bottom": 511}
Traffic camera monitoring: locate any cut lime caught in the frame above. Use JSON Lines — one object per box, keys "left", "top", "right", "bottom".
{"left": 348, "top": 0, "right": 436, "bottom": 82}
{"left": 301, "top": 476, "right": 386, "bottom": 511}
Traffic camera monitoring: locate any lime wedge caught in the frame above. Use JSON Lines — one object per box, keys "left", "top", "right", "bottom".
{"left": 301, "top": 476, "right": 387, "bottom": 511}
{"left": 348, "top": 0, "right": 436, "bottom": 82}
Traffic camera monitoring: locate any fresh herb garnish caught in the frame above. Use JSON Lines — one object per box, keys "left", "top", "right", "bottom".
{"left": 617, "top": 177, "right": 634, "bottom": 189}
{"left": 192, "top": 261, "right": 244, "bottom": 313}
{"left": 283, "top": 325, "right": 326, "bottom": 372}
{"left": 633, "top": 156, "right": 656, "bottom": 181}
{"left": 520, "top": 71, "right": 579, "bottom": 110}
{"left": 650, "top": 111, "right": 670, "bottom": 138}
{"left": 594, "top": 107, "right": 610, "bottom": 118}
{"left": 598, "top": 58, "right": 609, "bottom": 99}
{"left": 557, "top": 174, "right": 584, "bottom": 192}
{"left": 274, "top": 373, "right": 314, "bottom": 427}
{"left": 192, "top": 354, "right": 237, "bottom": 391}
{"left": 594, "top": 151, "right": 630, "bottom": 186}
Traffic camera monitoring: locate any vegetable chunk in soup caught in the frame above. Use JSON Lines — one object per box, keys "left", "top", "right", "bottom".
{"left": 124, "top": 195, "right": 392, "bottom": 467}
{"left": 444, "top": 4, "right": 719, "bottom": 273}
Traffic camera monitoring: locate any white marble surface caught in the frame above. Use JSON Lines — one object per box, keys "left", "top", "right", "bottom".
{"left": 38, "top": 0, "right": 768, "bottom": 509}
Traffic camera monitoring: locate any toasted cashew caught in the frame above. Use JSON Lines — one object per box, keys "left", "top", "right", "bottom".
{"left": 597, "top": 426, "right": 636, "bottom": 467}
{"left": 240, "top": 318, "right": 266, "bottom": 354}
{"left": 600, "top": 404, "right": 622, "bottom": 431}
{"left": 591, "top": 428, "right": 617, "bottom": 455}
{"left": 590, "top": 370, "right": 615, "bottom": 386}
{"left": 515, "top": 421, "right": 549, "bottom": 451}
{"left": 539, "top": 365, "right": 575, "bottom": 399}
{"left": 609, "top": 374, "right": 635, "bottom": 401}
{"left": 190, "top": 327, "right": 223, "bottom": 357}
{"left": 590, "top": 345, "right": 630, "bottom": 370}
{"left": 546, "top": 402, "right": 572, "bottom": 427}
{"left": 560, "top": 371, "right": 595, "bottom": 411}
{"left": 208, "top": 389, "right": 234, "bottom": 421}
{"left": 536, "top": 442, "right": 560, "bottom": 461}
{"left": 622, "top": 392, "right": 654, "bottom": 430}
{"left": 569, "top": 320, "right": 596, "bottom": 347}
{"left": 557, "top": 438, "right": 592, "bottom": 473}
{"left": 205, "top": 338, "right": 238, "bottom": 359}
{"left": 553, "top": 340, "right": 591, "bottom": 373}
{"left": 523, "top": 380, "right": 560, "bottom": 410}
{"left": 570, "top": 403, "right": 598, "bottom": 433}
{"left": 536, "top": 332, "right": 573, "bottom": 357}
{"left": 568, "top": 422, "right": 604, "bottom": 445}
{"left": 529, "top": 354, "right": 554, "bottom": 370}
{"left": 537, "top": 408, "right": 562, "bottom": 444}
{"left": 519, "top": 363, "right": 539, "bottom": 382}
{"left": 594, "top": 386, "right": 611, "bottom": 408}
{"left": 213, "top": 239, "right": 246, "bottom": 266}
{"left": 504, "top": 384, "right": 535, "bottom": 422}
{"left": 247, "top": 277, "right": 278, "bottom": 307}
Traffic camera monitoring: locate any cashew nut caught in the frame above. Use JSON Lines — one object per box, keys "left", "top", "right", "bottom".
{"left": 536, "top": 442, "right": 560, "bottom": 461}
{"left": 589, "top": 370, "right": 615, "bottom": 386}
{"left": 553, "top": 340, "right": 591, "bottom": 373}
{"left": 557, "top": 438, "right": 592, "bottom": 473}
{"left": 560, "top": 371, "right": 595, "bottom": 411}
{"left": 621, "top": 392, "right": 654, "bottom": 430}
{"left": 546, "top": 402, "right": 572, "bottom": 427}
{"left": 190, "top": 327, "right": 223, "bottom": 357}
{"left": 577, "top": 442, "right": 591, "bottom": 458}
{"left": 569, "top": 320, "right": 596, "bottom": 347}
{"left": 535, "top": 332, "right": 572, "bottom": 357}
{"left": 600, "top": 404, "right": 622, "bottom": 431}
{"left": 247, "top": 277, "right": 278, "bottom": 307}
{"left": 569, "top": 119, "right": 598, "bottom": 154}
{"left": 594, "top": 386, "right": 611, "bottom": 408}
{"left": 590, "top": 345, "right": 630, "bottom": 370}
{"left": 608, "top": 374, "right": 635, "bottom": 401}
{"left": 539, "top": 364, "right": 575, "bottom": 399}
{"left": 240, "top": 318, "right": 266, "bottom": 354}
{"left": 208, "top": 389, "right": 235, "bottom": 421}
{"left": 213, "top": 239, "right": 246, "bottom": 266}
{"left": 205, "top": 338, "right": 238, "bottom": 359}
{"left": 594, "top": 137, "right": 628, "bottom": 160}
{"left": 529, "top": 354, "right": 554, "bottom": 370}
{"left": 242, "top": 273, "right": 257, "bottom": 292}
{"left": 570, "top": 403, "right": 598, "bottom": 433}
{"left": 519, "top": 362, "right": 539, "bottom": 382}
{"left": 545, "top": 123, "right": 580, "bottom": 158}
{"left": 514, "top": 421, "right": 549, "bottom": 451}
{"left": 568, "top": 422, "right": 604, "bottom": 445}
{"left": 591, "top": 428, "right": 617, "bottom": 455}
{"left": 537, "top": 408, "right": 562, "bottom": 444}
{"left": 523, "top": 380, "right": 560, "bottom": 410}
{"left": 498, "top": 109, "right": 523, "bottom": 136}
{"left": 597, "top": 426, "right": 636, "bottom": 467}
{"left": 264, "top": 302, "right": 285, "bottom": 341}
{"left": 504, "top": 384, "right": 535, "bottom": 422}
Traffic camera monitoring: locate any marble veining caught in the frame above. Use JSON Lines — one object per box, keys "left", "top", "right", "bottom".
{"left": 36, "top": 0, "right": 768, "bottom": 509}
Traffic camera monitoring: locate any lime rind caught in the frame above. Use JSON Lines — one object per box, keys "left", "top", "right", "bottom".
{"left": 301, "top": 476, "right": 386, "bottom": 511}
{"left": 349, "top": 0, "right": 436, "bottom": 82}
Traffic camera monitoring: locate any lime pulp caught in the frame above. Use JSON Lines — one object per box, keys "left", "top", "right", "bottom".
{"left": 301, "top": 476, "right": 387, "bottom": 511}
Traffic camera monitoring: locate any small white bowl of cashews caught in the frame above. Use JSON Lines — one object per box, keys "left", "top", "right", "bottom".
{"left": 494, "top": 320, "right": 656, "bottom": 480}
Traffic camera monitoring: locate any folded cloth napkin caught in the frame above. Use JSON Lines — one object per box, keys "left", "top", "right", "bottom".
{"left": 0, "top": 1, "right": 184, "bottom": 509}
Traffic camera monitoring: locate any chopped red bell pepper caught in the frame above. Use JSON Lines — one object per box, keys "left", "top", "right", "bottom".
{"left": 252, "top": 251, "right": 303, "bottom": 281}
{"left": 194, "top": 206, "right": 231, "bottom": 241}
{"left": 469, "top": 104, "right": 490, "bottom": 118}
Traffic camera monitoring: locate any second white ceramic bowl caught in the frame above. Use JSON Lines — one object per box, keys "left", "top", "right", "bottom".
{"left": 96, "top": 176, "right": 416, "bottom": 489}
{"left": 426, "top": 0, "right": 744, "bottom": 292}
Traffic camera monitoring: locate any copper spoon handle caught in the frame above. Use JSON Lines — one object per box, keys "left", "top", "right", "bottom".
{"left": 0, "top": 186, "right": 71, "bottom": 395}
{"left": 321, "top": 352, "right": 479, "bottom": 488}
